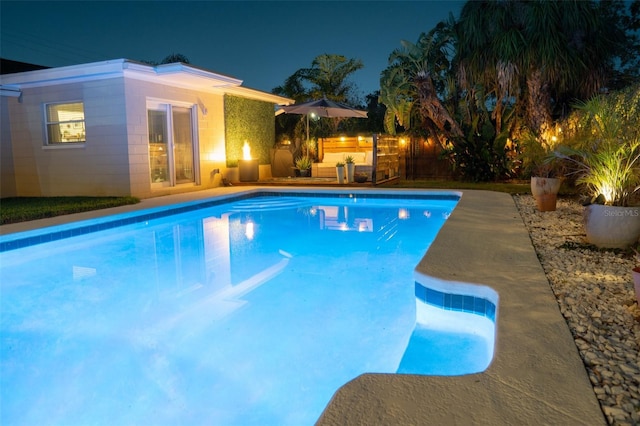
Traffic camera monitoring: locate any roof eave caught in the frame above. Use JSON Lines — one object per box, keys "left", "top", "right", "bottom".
{"left": 0, "top": 59, "right": 294, "bottom": 105}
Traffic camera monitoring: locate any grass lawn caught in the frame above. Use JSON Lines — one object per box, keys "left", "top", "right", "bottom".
{"left": 1, "top": 196, "right": 139, "bottom": 225}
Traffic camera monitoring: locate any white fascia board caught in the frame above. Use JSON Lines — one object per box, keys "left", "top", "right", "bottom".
{"left": 0, "top": 85, "right": 21, "bottom": 97}
{"left": 154, "top": 62, "right": 242, "bottom": 86}
{"left": 125, "top": 62, "right": 293, "bottom": 104}
{"left": 0, "top": 59, "right": 129, "bottom": 89}
{"left": 123, "top": 61, "right": 244, "bottom": 93}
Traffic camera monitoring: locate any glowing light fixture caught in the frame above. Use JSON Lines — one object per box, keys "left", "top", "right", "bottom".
{"left": 598, "top": 183, "right": 615, "bottom": 204}
{"left": 204, "top": 148, "right": 226, "bottom": 162}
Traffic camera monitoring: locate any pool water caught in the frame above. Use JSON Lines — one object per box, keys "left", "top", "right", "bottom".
{"left": 0, "top": 193, "right": 496, "bottom": 425}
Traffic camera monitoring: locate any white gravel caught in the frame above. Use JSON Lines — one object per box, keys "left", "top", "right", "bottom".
{"left": 514, "top": 194, "right": 640, "bottom": 426}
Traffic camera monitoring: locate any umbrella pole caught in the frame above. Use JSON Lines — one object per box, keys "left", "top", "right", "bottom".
{"left": 306, "top": 113, "right": 310, "bottom": 158}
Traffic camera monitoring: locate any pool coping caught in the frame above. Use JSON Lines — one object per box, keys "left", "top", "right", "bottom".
{"left": 0, "top": 187, "right": 605, "bottom": 425}
{"left": 318, "top": 189, "right": 605, "bottom": 425}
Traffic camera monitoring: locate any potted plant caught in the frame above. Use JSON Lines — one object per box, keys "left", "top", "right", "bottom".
{"left": 354, "top": 172, "right": 368, "bottom": 183}
{"left": 335, "top": 161, "right": 345, "bottom": 184}
{"left": 344, "top": 155, "right": 355, "bottom": 183}
{"left": 519, "top": 129, "right": 564, "bottom": 211}
{"left": 295, "top": 156, "right": 312, "bottom": 177}
{"left": 553, "top": 86, "right": 640, "bottom": 248}
{"left": 530, "top": 166, "right": 563, "bottom": 212}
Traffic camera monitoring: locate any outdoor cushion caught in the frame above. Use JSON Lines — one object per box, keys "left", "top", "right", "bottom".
{"left": 364, "top": 150, "right": 374, "bottom": 165}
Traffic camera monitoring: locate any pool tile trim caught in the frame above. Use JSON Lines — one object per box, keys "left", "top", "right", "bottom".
{"left": 0, "top": 190, "right": 460, "bottom": 252}
{"left": 414, "top": 282, "right": 497, "bottom": 321}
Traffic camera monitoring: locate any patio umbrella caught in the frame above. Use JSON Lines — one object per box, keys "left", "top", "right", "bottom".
{"left": 277, "top": 97, "right": 368, "bottom": 143}
{"left": 278, "top": 97, "right": 368, "bottom": 119}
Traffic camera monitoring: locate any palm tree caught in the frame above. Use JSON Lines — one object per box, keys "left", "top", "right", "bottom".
{"left": 304, "top": 54, "right": 363, "bottom": 103}
{"left": 380, "top": 21, "right": 462, "bottom": 143}
{"left": 378, "top": 58, "right": 414, "bottom": 135}
{"left": 273, "top": 54, "right": 363, "bottom": 105}
{"left": 272, "top": 54, "right": 365, "bottom": 150}
{"left": 453, "top": 1, "right": 519, "bottom": 135}
{"left": 454, "top": 0, "right": 626, "bottom": 137}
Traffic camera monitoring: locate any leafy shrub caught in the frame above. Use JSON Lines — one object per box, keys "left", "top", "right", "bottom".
{"left": 442, "top": 121, "right": 514, "bottom": 182}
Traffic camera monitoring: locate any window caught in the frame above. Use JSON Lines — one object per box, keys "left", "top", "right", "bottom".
{"left": 45, "top": 102, "right": 86, "bottom": 144}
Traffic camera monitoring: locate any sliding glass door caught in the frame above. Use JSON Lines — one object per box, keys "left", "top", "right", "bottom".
{"left": 147, "top": 102, "right": 198, "bottom": 188}
{"left": 148, "top": 109, "right": 170, "bottom": 184}
{"left": 172, "top": 107, "right": 195, "bottom": 184}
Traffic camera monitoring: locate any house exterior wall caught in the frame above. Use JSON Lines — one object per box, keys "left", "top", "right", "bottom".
{"left": 1, "top": 96, "right": 17, "bottom": 197}
{"left": 2, "top": 77, "right": 231, "bottom": 199}
{"left": 122, "top": 78, "right": 228, "bottom": 199}
{"left": 1, "top": 77, "right": 131, "bottom": 197}
{"left": 0, "top": 60, "right": 291, "bottom": 199}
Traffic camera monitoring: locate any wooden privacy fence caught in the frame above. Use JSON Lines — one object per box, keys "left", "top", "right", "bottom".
{"left": 401, "top": 137, "right": 453, "bottom": 180}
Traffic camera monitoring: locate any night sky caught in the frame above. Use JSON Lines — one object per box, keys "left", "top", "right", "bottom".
{"left": 1, "top": 1, "right": 464, "bottom": 97}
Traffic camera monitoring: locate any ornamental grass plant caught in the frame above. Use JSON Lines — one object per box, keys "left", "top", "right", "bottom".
{"left": 295, "top": 156, "right": 312, "bottom": 170}
{"left": 553, "top": 84, "right": 640, "bottom": 206}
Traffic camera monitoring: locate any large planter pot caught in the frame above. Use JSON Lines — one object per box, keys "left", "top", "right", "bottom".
{"left": 633, "top": 267, "right": 640, "bottom": 306}
{"left": 583, "top": 204, "right": 640, "bottom": 249}
{"left": 336, "top": 166, "right": 345, "bottom": 184}
{"left": 535, "top": 194, "right": 558, "bottom": 212}
{"left": 354, "top": 173, "right": 368, "bottom": 183}
{"left": 345, "top": 163, "right": 355, "bottom": 183}
{"left": 531, "top": 177, "right": 562, "bottom": 212}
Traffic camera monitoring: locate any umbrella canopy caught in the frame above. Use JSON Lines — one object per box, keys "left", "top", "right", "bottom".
{"left": 277, "top": 97, "right": 368, "bottom": 118}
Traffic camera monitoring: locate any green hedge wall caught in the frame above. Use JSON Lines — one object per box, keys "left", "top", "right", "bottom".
{"left": 224, "top": 95, "right": 275, "bottom": 166}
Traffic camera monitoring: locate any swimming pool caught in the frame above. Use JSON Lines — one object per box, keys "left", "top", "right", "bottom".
{"left": 0, "top": 190, "right": 497, "bottom": 425}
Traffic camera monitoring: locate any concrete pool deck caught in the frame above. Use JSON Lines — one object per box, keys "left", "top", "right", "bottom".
{"left": 0, "top": 187, "right": 605, "bottom": 425}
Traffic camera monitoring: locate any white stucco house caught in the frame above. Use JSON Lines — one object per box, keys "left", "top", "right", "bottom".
{"left": 0, "top": 59, "right": 293, "bottom": 199}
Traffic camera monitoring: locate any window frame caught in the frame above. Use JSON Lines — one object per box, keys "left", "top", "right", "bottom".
{"left": 43, "top": 101, "right": 86, "bottom": 147}
{"left": 146, "top": 98, "right": 200, "bottom": 189}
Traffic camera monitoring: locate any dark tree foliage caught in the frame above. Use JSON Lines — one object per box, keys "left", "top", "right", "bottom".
{"left": 380, "top": 0, "right": 638, "bottom": 182}
{"left": 139, "top": 53, "right": 190, "bottom": 66}
{"left": 272, "top": 54, "right": 366, "bottom": 146}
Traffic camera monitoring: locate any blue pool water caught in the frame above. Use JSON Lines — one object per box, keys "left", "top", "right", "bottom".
{"left": 0, "top": 191, "right": 497, "bottom": 425}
